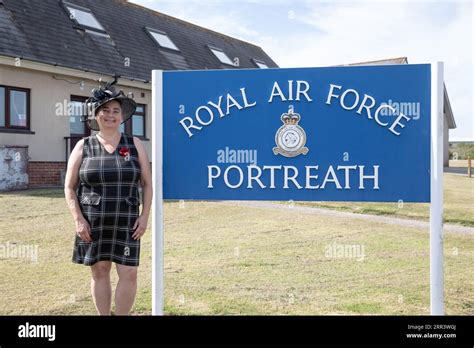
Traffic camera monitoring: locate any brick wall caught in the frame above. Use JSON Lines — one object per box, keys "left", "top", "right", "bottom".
{"left": 28, "top": 162, "right": 66, "bottom": 187}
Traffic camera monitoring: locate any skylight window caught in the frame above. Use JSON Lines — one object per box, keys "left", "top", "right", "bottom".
{"left": 253, "top": 59, "right": 268, "bottom": 69}
{"left": 209, "top": 47, "right": 234, "bottom": 66}
{"left": 64, "top": 2, "right": 105, "bottom": 32}
{"left": 147, "top": 28, "right": 179, "bottom": 51}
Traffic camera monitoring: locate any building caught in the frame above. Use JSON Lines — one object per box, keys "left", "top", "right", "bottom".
{"left": 0, "top": 0, "right": 277, "bottom": 190}
{"left": 0, "top": 1, "right": 456, "bottom": 191}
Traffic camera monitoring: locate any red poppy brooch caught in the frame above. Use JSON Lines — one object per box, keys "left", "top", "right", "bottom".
{"left": 119, "top": 147, "right": 130, "bottom": 157}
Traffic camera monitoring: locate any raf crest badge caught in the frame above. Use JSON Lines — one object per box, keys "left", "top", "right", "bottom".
{"left": 273, "top": 106, "right": 309, "bottom": 157}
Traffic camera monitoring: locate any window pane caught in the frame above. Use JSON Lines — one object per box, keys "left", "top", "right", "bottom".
{"left": 67, "top": 6, "right": 104, "bottom": 30}
{"left": 119, "top": 123, "right": 125, "bottom": 133}
{"left": 10, "top": 90, "right": 27, "bottom": 127}
{"left": 149, "top": 31, "right": 178, "bottom": 50}
{"left": 132, "top": 115, "right": 144, "bottom": 136}
{"left": 69, "top": 101, "right": 85, "bottom": 134}
{"left": 211, "top": 48, "right": 233, "bottom": 65}
{"left": 136, "top": 105, "right": 144, "bottom": 113}
{"left": 0, "top": 87, "right": 4, "bottom": 127}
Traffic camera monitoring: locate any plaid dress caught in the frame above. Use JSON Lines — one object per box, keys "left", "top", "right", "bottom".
{"left": 72, "top": 133, "right": 142, "bottom": 266}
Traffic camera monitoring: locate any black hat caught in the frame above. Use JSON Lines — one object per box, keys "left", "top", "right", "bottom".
{"left": 82, "top": 80, "right": 137, "bottom": 131}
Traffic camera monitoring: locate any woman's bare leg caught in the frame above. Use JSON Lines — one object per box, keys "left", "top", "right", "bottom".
{"left": 115, "top": 264, "right": 138, "bottom": 315}
{"left": 90, "top": 261, "right": 112, "bottom": 315}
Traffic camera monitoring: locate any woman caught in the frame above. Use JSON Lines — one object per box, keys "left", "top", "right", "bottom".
{"left": 64, "top": 82, "right": 152, "bottom": 315}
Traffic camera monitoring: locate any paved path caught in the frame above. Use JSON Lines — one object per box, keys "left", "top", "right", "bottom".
{"left": 223, "top": 200, "right": 474, "bottom": 235}
{"left": 444, "top": 167, "right": 470, "bottom": 175}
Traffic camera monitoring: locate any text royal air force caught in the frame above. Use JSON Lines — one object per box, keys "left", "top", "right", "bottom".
{"left": 179, "top": 80, "right": 412, "bottom": 138}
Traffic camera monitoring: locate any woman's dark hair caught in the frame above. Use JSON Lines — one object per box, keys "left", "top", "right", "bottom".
{"left": 95, "top": 99, "right": 123, "bottom": 115}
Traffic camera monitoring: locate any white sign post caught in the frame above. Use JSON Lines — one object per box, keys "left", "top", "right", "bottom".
{"left": 430, "top": 62, "right": 444, "bottom": 315}
{"left": 152, "top": 70, "right": 164, "bottom": 315}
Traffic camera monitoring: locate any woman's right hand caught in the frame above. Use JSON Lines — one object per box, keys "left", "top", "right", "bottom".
{"left": 75, "top": 216, "right": 92, "bottom": 242}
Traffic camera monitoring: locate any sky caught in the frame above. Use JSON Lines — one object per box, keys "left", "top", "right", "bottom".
{"left": 131, "top": 0, "right": 473, "bottom": 140}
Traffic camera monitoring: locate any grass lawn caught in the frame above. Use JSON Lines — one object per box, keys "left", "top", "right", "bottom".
{"left": 0, "top": 173, "right": 472, "bottom": 315}
{"left": 291, "top": 174, "right": 474, "bottom": 227}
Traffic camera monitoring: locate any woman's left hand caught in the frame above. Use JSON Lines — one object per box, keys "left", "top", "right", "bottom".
{"left": 132, "top": 215, "right": 148, "bottom": 240}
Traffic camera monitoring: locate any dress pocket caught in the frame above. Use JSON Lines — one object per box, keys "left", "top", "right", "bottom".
{"left": 124, "top": 196, "right": 140, "bottom": 206}
{"left": 80, "top": 192, "right": 102, "bottom": 205}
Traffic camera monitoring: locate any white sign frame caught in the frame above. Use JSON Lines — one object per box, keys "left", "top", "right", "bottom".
{"left": 151, "top": 63, "right": 444, "bottom": 316}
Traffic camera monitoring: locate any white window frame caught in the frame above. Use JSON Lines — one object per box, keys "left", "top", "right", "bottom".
{"left": 208, "top": 46, "right": 235, "bottom": 66}
{"left": 253, "top": 59, "right": 269, "bottom": 69}
{"left": 63, "top": 1, "right": 106, "bottom": 33}
{"left": 146, "top": 28, "right": 179, "bottom": 51}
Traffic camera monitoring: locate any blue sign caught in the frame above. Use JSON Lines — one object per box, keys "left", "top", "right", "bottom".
{"left": 162, "top": 65, "right": 431, "bottom": 202}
